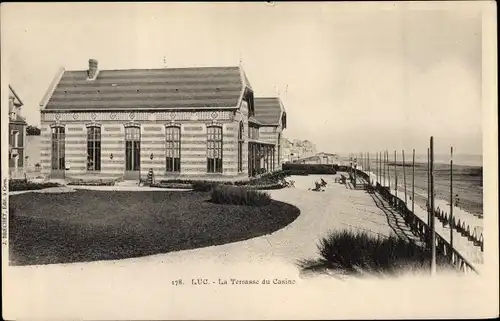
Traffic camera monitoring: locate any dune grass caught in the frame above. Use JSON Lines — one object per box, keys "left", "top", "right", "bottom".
{"left": 299, "top": 230, "right": 454, "bottom": 277}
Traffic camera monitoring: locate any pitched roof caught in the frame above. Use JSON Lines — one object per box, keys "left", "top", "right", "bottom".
{"left": 9, "top": 85, "right": 23, "bottom": 106}
{"left": 44, "top": 66, "right": 250, "bottom": 111}
{"left": 254, "top": 97, "right": 284, "bottom": 126}
{"left": 248, "top": 116, "right": 262, "bottom": 126}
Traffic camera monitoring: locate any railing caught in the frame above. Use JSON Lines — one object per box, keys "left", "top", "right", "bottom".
{"left": 354, "top": 168, "right": 479, "bottom": 274}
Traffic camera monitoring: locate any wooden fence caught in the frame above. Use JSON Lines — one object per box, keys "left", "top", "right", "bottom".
{"left": 354, "top": 168, "right": 479, "bottom": 274}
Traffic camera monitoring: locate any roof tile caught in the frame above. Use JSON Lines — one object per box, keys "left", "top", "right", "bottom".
{"left": 254, "top": 97, "right": 284, "bottom": 126}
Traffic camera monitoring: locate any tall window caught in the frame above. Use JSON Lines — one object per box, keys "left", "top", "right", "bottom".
{"left": 125, "top": 126, "right": 141, "bottom": 171}
{"left": 238, "top": 122, "right": 244, "bottom": 172}
{"left": 166, "top": 126, "right": 181, "bottom": 172}
{"left": 87, "top": 126, "right": 101, "bottom": 171}
{"left": 51, "top": 126, "right": 65, "bottom": 170}
{"left": 12, "top": 130, "right": 19, "bottom": 148}
{"left": 207, "top": 125, "right": 223, "bottom": 173}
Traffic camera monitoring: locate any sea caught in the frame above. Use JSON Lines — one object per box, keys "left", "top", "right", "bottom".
{"left": 338, "top": 153, "right": 483, "bottom": 217}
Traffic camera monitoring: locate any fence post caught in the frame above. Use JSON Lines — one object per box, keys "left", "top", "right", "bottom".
{"left": 387, "top": 150, "right": 391, "bottom": 193}
{"left": 427, "top": 148, "right": 431, "bottom": 229}
{"left": 450, "top": 146, "right": 454, "bottom": 261}
{"left": 412, "top": 149, "right": 415, "bottom": 216}
{"left": 430, "top": 136, "right": 436, "bottom": 275}
{"left": 403, "top": 150, "right": 407, "bottom": 205}
{"left": 394, "top": 150, "right": 398, "bottom": 198}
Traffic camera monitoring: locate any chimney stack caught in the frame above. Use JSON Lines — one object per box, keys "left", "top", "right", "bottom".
{"left": 88, "top": 59, "right": 98, "bottom": 79}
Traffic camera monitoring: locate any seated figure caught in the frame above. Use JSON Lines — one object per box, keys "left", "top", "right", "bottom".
{"left": 311, "top": 180, "right": 322, "bottom": 191}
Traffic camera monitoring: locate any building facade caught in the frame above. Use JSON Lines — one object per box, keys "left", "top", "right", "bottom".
{"left": 315, "top": 152, "right": 338, "bottom": 165}
{"left": 39, "top": 59, "right": 287, "bottom": 181}
{"left": 9, "top": 85, "right": 27, "bottom": 178}
{"left": 293, "top": 153, "right": 338, "bottom": 165}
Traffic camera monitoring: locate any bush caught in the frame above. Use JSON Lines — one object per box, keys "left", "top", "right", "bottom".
{"left": 67, "top": 179, "right": 116, "bottom": 186}
{"left": 192, "top": 181, "right": 219, "bottom": 192}
{"left": 150, "top": 183, "right": 192, "bottom": 189}
{"left": 210, "top": 185, "right": 271, "bottom": 206}
{"left": 9, "top": 179, "right": 60, "bottom": 191}
{"left": 247, "top": 170, "right": 291, "bottom": 187}
{"left": 313, "top": 230, "right": 451, "bottom": 276}
{"left": 282, "top": 163, "right": 337, "bottom": 175}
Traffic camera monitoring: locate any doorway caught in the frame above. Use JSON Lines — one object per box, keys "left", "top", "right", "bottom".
{"left": 125, "top": 126, "right": 141, "bottom": 180}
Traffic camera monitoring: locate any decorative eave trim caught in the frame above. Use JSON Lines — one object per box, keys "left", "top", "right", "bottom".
{"left": 248, "top": 138, "right": 276, "bottom": 146}
{"left": 40, "top": 67, "right": 65, "bottom": 110}
{"left": 40, "top": 106, "right": 239, "bottom": 113}
{"left": 257, "top": 123, "right": 280, "bottom": 127}
{"left": 9, "top": 120, "right": 28, "bottom": 125}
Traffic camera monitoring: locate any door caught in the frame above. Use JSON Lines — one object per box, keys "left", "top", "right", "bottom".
{"left": 124, "top": 126, "right": 140, "bottom": 180}
{"left": 51, "top": 126, "right": 65, "bottom": 179}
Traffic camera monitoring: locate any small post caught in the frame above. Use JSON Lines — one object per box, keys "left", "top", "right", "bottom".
{"left": 412, "top": 149, "right": 415, "bottom": 216}
{"left": 403, "top": 150, "right": 407, "bottom": 205}
{"left": 385, "top": 150, "right": 388, "bottom": 188}
{"left": 427, "top": 148, "right": 431, "bottom": 227}
{"left": 377, "top": 151, "right": 380, "bottom": 185}
{"left": 450, "top": 146, "right": 454, "bottom": 261}
{"left": 394, "top": 150, "right": 398, "bottom": 197}
{"left": 386, "top": 150, "right": 391, "bottom": 192}
{"left": 430, "top": 136, "right": 436, "bottom": 275}
{"left": 368, "top": 152, "right": 370, "bottom": 182}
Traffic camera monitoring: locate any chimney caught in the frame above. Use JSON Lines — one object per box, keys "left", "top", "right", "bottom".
{"left": 88, "top": 59, "right": 98, "bottom": 80}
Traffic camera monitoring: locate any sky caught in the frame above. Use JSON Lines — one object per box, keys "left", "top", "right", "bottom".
{"left": 1, "top": 2, "right": 488, "bottom": 155}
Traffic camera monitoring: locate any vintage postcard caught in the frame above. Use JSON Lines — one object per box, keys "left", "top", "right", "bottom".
{"left": 1, "top": 2, "right": 498, "bottom": 319}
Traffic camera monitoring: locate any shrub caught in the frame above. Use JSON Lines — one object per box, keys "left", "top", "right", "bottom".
{"left": 210, "top": 185, "right": 271, "bottom": 206}
{"left": 9, "top": 179, "right": 60, "bottom": 191}
{"left": 67, "top": 179, "right": 116, "bottom": 186}
{"left": 247, "top": 170, "right": 291, "bottom": 186}
{"left": 313, "top": 230, "right": 451, "bottom": 276}
{"left": 150, "top": 183, "right": 192, "bottom": 189}
{"left": 192, "top": 181, "right": 219, "bottom": 192}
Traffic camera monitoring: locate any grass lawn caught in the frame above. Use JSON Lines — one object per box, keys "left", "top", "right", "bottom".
{"left": 9, "top": 190, "right": 300, "bottom": 266}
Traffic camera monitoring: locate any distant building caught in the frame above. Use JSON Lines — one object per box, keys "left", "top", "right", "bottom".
{"left": 286, "top": 139, "right": 317, "bottom": 162}
{"left": 8, "top": 85, "right": 27, "bottom": 178}
{"left": 38, "top": 59, "right": 287, "bottom": 181}
{"left": 316, "top": 152, "right": 338, "bottom": 165}
{"left": 292, "top": 152, "right": 338, "bottom": 165}
{"left": 280, "top": 137, "right": 293, "bottom": 163}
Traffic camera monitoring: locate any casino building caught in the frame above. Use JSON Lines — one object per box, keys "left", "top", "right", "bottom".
{"left": 39, "top": 59, "right": 287, "bottom": 181}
